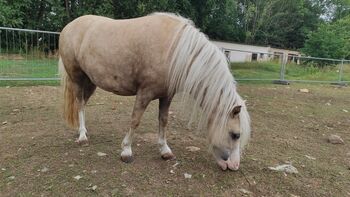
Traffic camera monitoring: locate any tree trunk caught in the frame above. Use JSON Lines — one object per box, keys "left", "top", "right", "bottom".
{"left": 65, "top": 0, "right": 71, "bottom": 20}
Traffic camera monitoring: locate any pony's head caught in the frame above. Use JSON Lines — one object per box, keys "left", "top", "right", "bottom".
{"left": 162, "top": 12, "right": 251, "bottom": 170}
{"left": 208, "top": 102, "right": 250, "bottom": 171}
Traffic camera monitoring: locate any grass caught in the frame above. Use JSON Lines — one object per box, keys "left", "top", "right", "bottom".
{"left": 231, "top": 61, "right": 350, "bottom": 82}
{"left": 1, "top": 58, "right": 350, "bottom": 87}
{"left": 0, "top": 59, "right": 58, "bottom": 78}
{"left": 0, "top": 58, "right": 59, "bottom": 86}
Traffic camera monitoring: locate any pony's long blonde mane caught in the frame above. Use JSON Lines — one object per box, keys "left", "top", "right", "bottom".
{"left": 154, "top": 13, "right": 251, "bottom": 149}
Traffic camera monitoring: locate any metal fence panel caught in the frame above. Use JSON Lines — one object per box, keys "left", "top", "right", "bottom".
{"left": 222, "top": 47, "right": 350, "bottom": 85}
{"left": 223, "top": 48, "right": 283, "bottom": 81}
{"left": 0, "top": 27, "right": 59, "bottom": 81}
{"left": 0, "top": 27, "right": 349, "bottom": 85}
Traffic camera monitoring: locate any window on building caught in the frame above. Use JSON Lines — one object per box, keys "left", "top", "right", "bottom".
{"left": 252, "top": 53, "right": 258, "bottom": 61}
{"left": 260, "top": 53, "right": 264, "bottom": 59}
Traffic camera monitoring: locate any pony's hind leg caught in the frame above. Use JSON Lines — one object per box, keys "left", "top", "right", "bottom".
{"left": 158, "top": 97, "right": 175, "bottom": 160}
{"left": 121, "top": 91, "right": 152, "bottom": 163}
{"left": 76, "top": 78, "right": 96, "bottom": 144}
{"left": 75, "top": 84, "right": 96, "bottom": 144}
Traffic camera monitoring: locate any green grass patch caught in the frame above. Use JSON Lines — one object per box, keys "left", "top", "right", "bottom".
{"left": 0, "top": 58, "right": 59, "bottom": 86}
{"left": 231, "top": 61, "right": 281, "bottom": 80}
{"left": 0, "top": 80, "right": 59, "bottom": 87}
{"left": 231, "top": 61, "right": 350, "bottom": 82}
{"left": 0, "top": 58, "right": 58, "bottom": 78}
{"left": 1, "top": 58, "right": 350, "bottom": 86}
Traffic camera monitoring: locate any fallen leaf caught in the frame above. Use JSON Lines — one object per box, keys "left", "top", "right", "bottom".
{"left": 239, "top": 188, "right": 252, "bottom": 195}
{"left": 328, "top": 134, "right": 344, "bottom": 144}
{"left": 40, "top": 167, "right": 49, "bottom": 172}
{"left": 172, "top": 162, "right": 180, "bottom": 168}
{"left": 86, "top": 184, "right": 98, "bottom": 191}
{"left": 299, "top": 89, "right": 309, "bottom": 93}
{"left": 97, "top": 152, "right": 107, "bottom": 157}
{"left": 304, "top": 155, "right": 316, "bottom": 160}
{"left": 74, "top": 175, "right": 82, "bottom": 180}
{"left": 8, "top": 176, "right": 15, "bottom": 180}
{"left": 185, "top": 146, "right": 200, "bottom": 152}
{"left": 184, "top": 173, "right": 192, "bottom": 179}
{"left": 268, "top": 164, "right": 298, "bottom": 174}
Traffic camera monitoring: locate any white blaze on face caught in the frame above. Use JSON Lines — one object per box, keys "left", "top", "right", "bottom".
{"left": 227, "top": 142, "right": 240, "bottom": 170}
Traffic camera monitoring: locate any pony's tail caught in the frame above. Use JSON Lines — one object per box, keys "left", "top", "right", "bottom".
{"left": 59, "top": 57, "right": 79, "bottom": 128}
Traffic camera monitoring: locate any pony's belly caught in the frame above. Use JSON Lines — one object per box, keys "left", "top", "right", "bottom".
{"left": 90, "top": 75, "right": 138, "bottom": 96}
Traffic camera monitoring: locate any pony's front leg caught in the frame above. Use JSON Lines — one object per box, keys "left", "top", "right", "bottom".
{"left": 158, "top": 97, "right": 175, "bottom": 160}
{"left": 121, "top": 93, "right": 152, "bottom": 163}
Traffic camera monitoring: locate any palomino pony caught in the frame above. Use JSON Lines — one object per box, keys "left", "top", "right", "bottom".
{"left": 59, "top": 13, "right": 251, "bottom": 171}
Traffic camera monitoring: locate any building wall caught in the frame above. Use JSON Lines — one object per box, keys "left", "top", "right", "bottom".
{"left": 212, "top": 40, "right": 300, "bottom": 63}
{"left": 212, "top": 40, "right": 270, "bottom": 63}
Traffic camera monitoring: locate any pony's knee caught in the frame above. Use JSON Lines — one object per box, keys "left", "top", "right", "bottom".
{"left": 131, "top": 120, "right": 140, "bottom": 129}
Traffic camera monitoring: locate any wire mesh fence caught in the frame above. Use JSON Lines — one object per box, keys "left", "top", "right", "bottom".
{"left": 224, "top": 48, "right": 350, "bottom": 85}
{"left": 0, "top": 27, "right": 60, "bottom": 81}
{"left": 0, "top": 27, "right": 349, "bottom": 86}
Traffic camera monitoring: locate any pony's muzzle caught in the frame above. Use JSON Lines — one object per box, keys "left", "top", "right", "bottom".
{"left": 212, "top": 146, "right": 240, "bottom": 171}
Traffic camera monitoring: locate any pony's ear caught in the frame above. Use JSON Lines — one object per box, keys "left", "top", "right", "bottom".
{"left": 230, "top": 105, "right": 242, "bottom": 118}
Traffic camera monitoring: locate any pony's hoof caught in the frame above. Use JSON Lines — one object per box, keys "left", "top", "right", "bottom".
{"left": 75, "top": 138, "right": 88, "bottom": 145}
{"left": 121, "top": 155, "right": 134, "bottom": 163}
{"left": 161, "top": 152, "right": 176, "bottom": 160}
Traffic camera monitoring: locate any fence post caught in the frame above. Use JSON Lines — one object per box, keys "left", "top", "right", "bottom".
{"left": 338, "top": 59, "right": 344, "bottom": 83}
{"left": 0, "top": 30, "right": 2, "bottom": 54}
{"left": 273, "top": 53, "right": 289, "bottom": 85}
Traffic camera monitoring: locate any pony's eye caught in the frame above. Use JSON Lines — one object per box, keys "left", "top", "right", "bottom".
{"left": 229, "top": 131, "right": 240, "bottom": 140}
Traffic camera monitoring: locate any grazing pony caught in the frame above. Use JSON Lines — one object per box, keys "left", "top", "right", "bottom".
{"left": 59, "top": 13, "right": 251, "bottom": 170}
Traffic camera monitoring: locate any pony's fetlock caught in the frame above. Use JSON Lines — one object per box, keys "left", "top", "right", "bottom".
{"left": 76, "top": 129, "right": 88, "bottom": 144}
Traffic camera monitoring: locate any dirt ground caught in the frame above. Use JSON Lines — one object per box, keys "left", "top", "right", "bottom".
{"left": 0, "top": 83, "right": 349, "bottom": 196}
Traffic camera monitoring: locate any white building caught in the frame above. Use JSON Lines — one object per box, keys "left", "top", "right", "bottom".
{"left": 212, "top": 40, "right": 301, "bottom": 63}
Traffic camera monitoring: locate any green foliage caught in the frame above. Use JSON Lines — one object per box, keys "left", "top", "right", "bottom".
{"left": 0, "top": 0, "right": 349, "bottom": 51}
{"left": 330, "top": 0, "right": 350, "bottom": 20}
{"left": 242, "top": 0, "right": 322, "bottom": 49}
{"left": 0, "top": 0, "right": 31, "bottom": 27}
{"left": 302, "top": 15, "right": 350, "bottom": 59}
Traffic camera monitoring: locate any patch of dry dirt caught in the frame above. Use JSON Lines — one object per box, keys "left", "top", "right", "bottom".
{"left": 0, "top": 84, "right": 349, "bottom": 196}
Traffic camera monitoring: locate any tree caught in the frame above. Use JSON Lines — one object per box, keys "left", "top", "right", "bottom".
{"left": 0, "top": 0, "right": 349, "bottom": 52}
{"left": 237, "top": 0, "right": 323, "bottom": 49}
{"left": 190, "top": 0, "right": 242, "bottom": 42}
{"left": 328, "top": 0, "right": 350, "bottom": 20}
{"left": 0, "top": 0, "right": 31, "bottom": 27}
{"left": 302, "top": 15, "right": 350, "bottom": 59}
